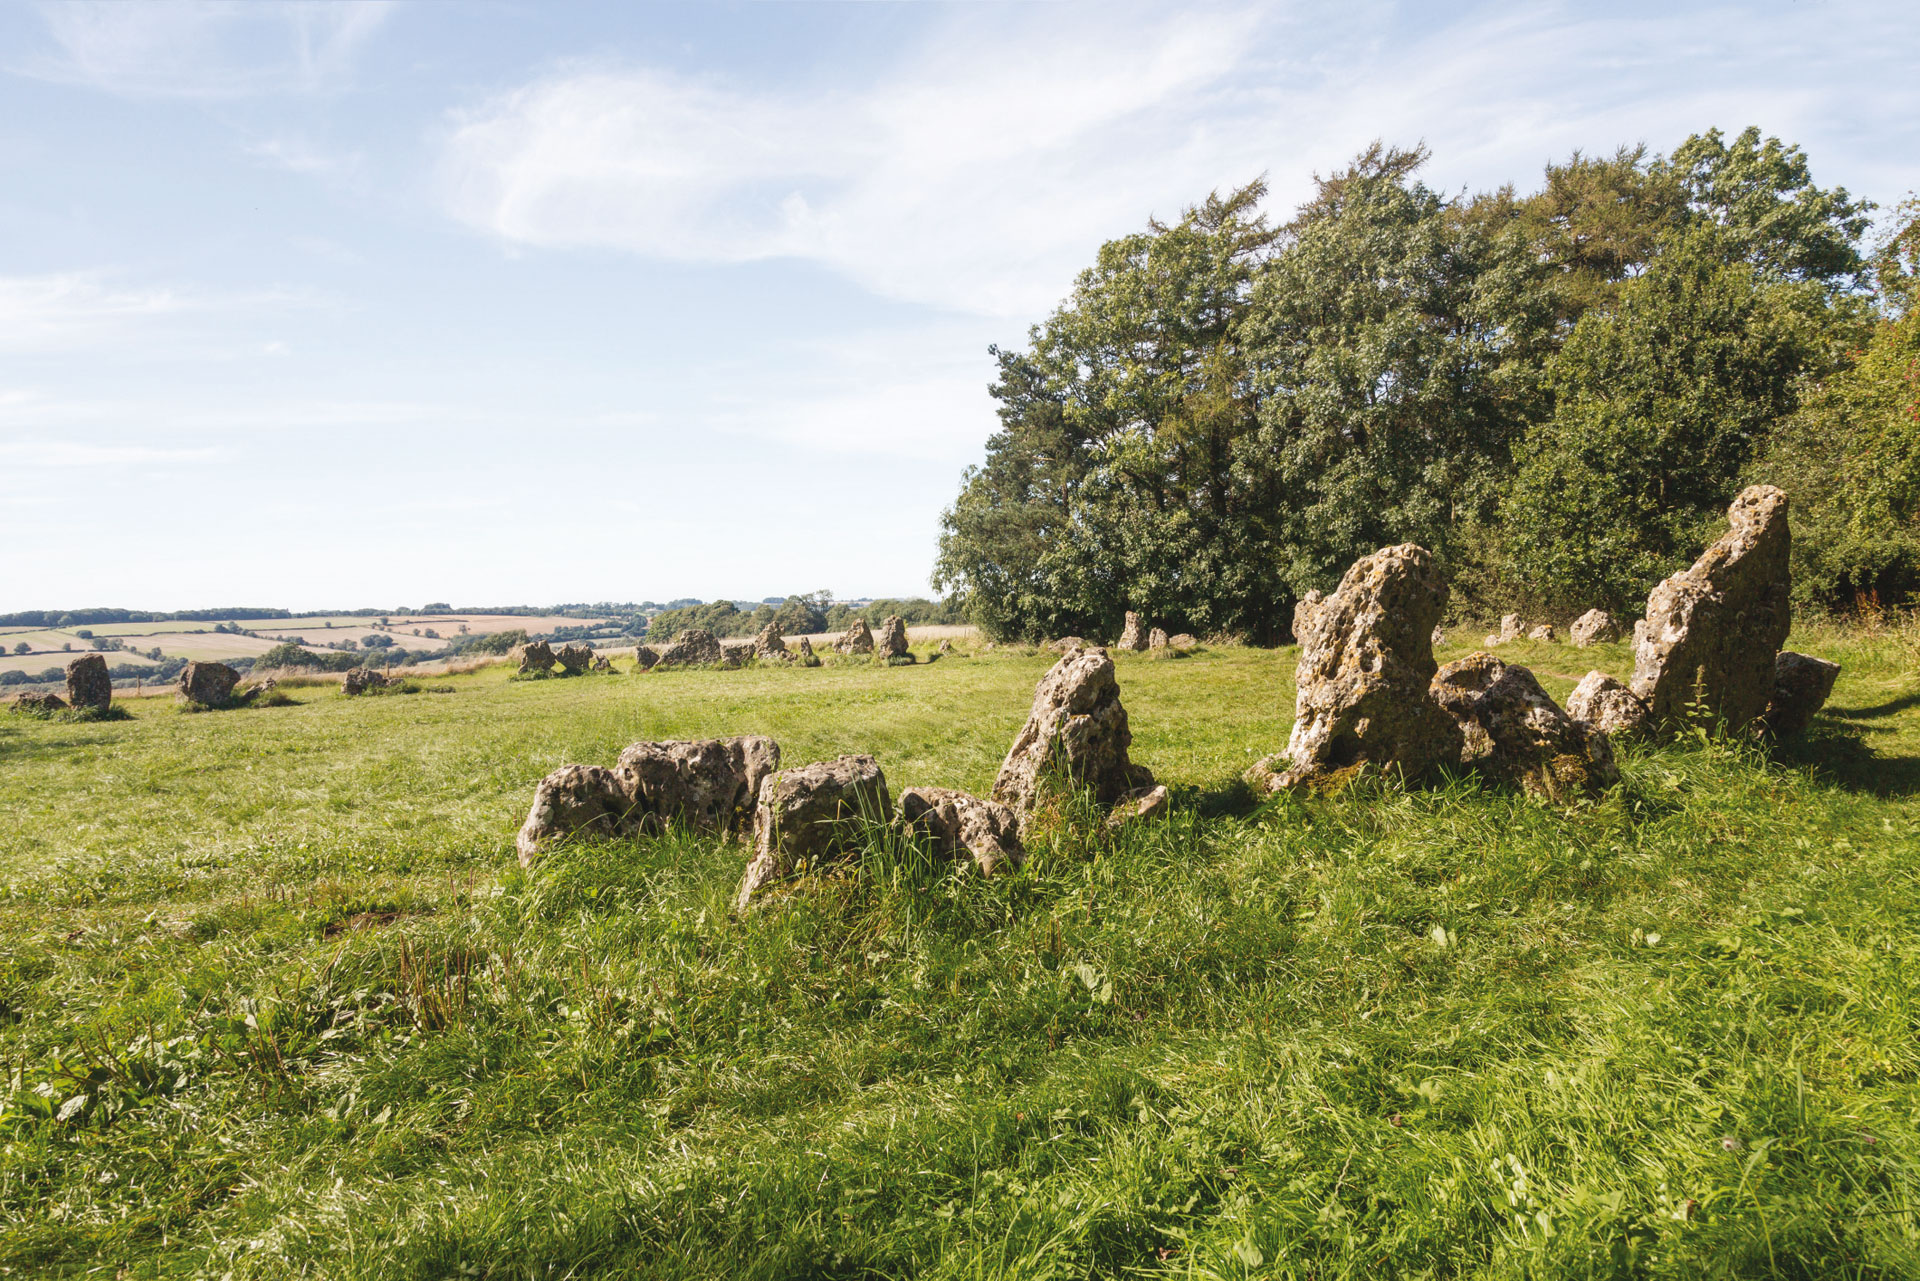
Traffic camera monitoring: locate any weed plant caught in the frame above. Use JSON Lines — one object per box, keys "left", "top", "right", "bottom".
{"left": 1, "top": 628, "right": 1918, "bottom": 1276}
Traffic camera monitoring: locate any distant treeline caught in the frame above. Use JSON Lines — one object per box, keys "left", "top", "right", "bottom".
{"left": 645, "top": 595, "right": 959, "bottom": 639}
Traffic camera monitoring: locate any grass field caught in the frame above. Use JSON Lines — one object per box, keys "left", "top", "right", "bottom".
{"left": 4, "top": 627, "right": 1919, "bottom": 1277}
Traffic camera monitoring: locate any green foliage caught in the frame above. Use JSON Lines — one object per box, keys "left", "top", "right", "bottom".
{"left": 448, "top": 628, "right": 526, "bottom": 657}
{"left": 646, "top": 601, "right": 757, "bottom": 639}
{"left": 255, "top": 643, "right": 363, "bottom": 673}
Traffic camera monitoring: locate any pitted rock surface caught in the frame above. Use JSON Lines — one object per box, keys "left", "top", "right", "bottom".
{"left": 1571, "top": 610, "right": 1623, "bottom": 646}
{"left": 1767, "top": 651, "right": 1841, "bottom": 737}
{"left": 65, "top": 654, "right": 111, "bottom": 712}
{"left": 1253, "top": 544, "right": 1460, "bottom": 792}
{"left": 555, "top": 643, "right": 593, "bottom": 674}
{"left": 898, "top": 786, "right": 1024, "bottom": 876}
{"left": 655, "top": 628, "right": 725, "bottom": 667}
{"left": 1528, "top": 625, "right": 1557, "bottom": 643}
{"left": 616, "top": 736, "right": 780, "bottom": 835}
{"left": 1147, "top": 627, "right": 1170, "bottom": 650}
{"left": 514, "top": 641, "right": 556, "bottom": 673}
{"left": 178, "top": 661, "right": 240, "bottom": 707}
{"left": 342, "top": 667, "right": 391, "bottom": 696}
{"left": 1292, "top": 592, "right": 1324, "bottom": 644}
{"left": 718, "top": 640, "right": 752, "bottom": 668}
{"left": 515, "top": 765, "right": 633, "bottom": 867}
{"left": 633, "top": 645, "right": 660, "bottom": 671}
{"left": 12, "top": 690, "right": 66, "bottom": 714}
{"left": 835, "top": 618, "right": 875, "bottom": 655}
{"left": 1566, "top": 671, "right": 1649, "bottom": 737}
{"left": 992, "top": 647, "right": 1154, "bottom": 824}
{"left": 753, "top": 623, "right": 791, "bottom": 661}
{"left": 1431, "top": 653, "right": 1618, "bottom": 798}
{"left": 736, "top": 755, "right": 891, "bottom": 909}
{"left": 1118, "top": 612, "right": 1147, "bottom": 651}
{"left": 1631, "top": 485, "right": 1792, "bottom": 732}
{"left": 875, "top": 616, "right": 909, "bottom": 657}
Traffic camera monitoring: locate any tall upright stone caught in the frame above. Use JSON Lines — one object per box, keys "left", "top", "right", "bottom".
{"left": 836, "top": 617, "right": 875, "bottom": 655}
{"left": 177, "top": 661, "right": 240, "bottom": 707}
{"left": 65, "top": 653, "right": 112, "bottom": 712}
{"left": 992, "top": 647, "right": 1155, "bottom": 825}
{"left": 1117, "top": 612, "right": 1147, "bottom": 652}
{"left": 753, "top": 623, "right": 791, "bottom": 661}
{"left": 874, "top": 615, "right": 909, "bottom": 658}
{"left": 1631, "top": 485, "right": 1792, "bottom": 732}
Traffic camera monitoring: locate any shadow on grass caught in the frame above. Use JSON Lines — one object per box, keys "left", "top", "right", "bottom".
{"left": 1186, "top": 776, "right": 1263, "bottom": 820}
{"left": 1826, "top": 689, "right": 1920, "bottom": 721}
{"left": 1774, "top": 720, "right": 1920, "bottom": 797}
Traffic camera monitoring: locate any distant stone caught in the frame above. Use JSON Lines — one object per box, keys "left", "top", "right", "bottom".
{"left": 1566, "top": 671, "right": 1649, "bottom": 737}
{"left": 718, "top": 639, "right": 753, "bottom": 668}
{"left": 1169, "top": 633, "right": 1197, "bottom": 650}
{"left": 875, "top": 615, "right": 909, "bottom": 657}
{"left": 1051, "top": 636, "right": 1088, "bottom": 654}
{"left": 898, "top": 785, "right": 1024, "bottom": 876}
{"left": 1500, "top": 613, "right": 1523, "bottom": 643}
{"left": 753, "top": 622, "right": 791, "bottom": 661}
{"left": 796, "top": 637, "right": 815, "bottom": 660}
{"left": 936, "top": 638, "right": 952, "bottom": 656}
{"left": 1528, "top": 624, "right": 1557, "bottom": 643}
{"left": 1767, "top": 651, "right": 1841, "bottom": 737}
{"left": 633, "top": 645, "right": 661, "bottom": 671}
{"left": 1431, "top": 652, "right": 1618, "bottom": 798}
{"left": 1118, "top": 611, "right": 1147, "bottom": 651}
{"left": 1249, "top": 543, "right": 1460, "bottom": 793}
{"left": 1570, "top": 609, "right": 1622, "bottom": 646}
{"left": 1147, "top": 627, "right": 1170, "bottom": 650}
{"left": 342, "top": 667, "right": 391, "bottom": 696}
{"left": 835, "top": 618, "right": 875, "bottom": 655}
{"left": 1431, "top": 625, "right": 1446, "bottom": 650}
{"left": 11, "top": 690, "right": 66, "bottom": 714}
{"left": 555, "top": 643, "right": 593, "bottom": 674}
{"left": 515, "top": 764, "right": 633, "bottom": 867}
{"left": 1292, "top": 591, "right": 1324, "bottom": 643}
{"left": 177, "top": 661, "right": 240, "bottom": 707}
{"left": 616, "top": 736, "right": 781, "bottom": 836}
{"left": 591, "top": 654, "right": 612, "bottom": 672}
{"left": 513, "top": 641, "right": 556, "bottom": 673}
{"left": 736, "top": 755, "right": 891, "bottom": 909}
{"left": 65, "top": 654, "right": 111, "bottom": 712}
{"left": 655, "top": 628, "right": 725, "bottom": 667}
{"left": 1483, "top": 632, "right": 1503, "bottom": 647}
{"left": 1632, "top": 485, "right": 1792, "bottom": 733}
{"left": 992, "top": 647, "right": 1154, "bottom": 827}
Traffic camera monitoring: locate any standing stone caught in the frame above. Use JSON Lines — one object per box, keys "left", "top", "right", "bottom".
{"left": 591, "top": 655, "right": 612, "bottom": 672}
{"left": 718, "top": 640, "right": 753, "bottom": 668}
{"left": 1632, "top": 485, "right": 1792, "bottom": 732}
{"left": 1528, "top": 624, "right": 1557, "bottom": 643}
{"left": 555, "top": 643, "right": 593, "bottom": 674}
{"left": 991, "top": 647, "right": 1155, "bottom": 825}
{"left": 736, "top": 755, "right": 891, "bottom": 909}
{"left": 1250, "top": 543, "right": 1461, "bottom": 793}
{"left": 875, "top": 615, "right": 909, "bottom": 657}
{"left": 796, "top": 637, "right": 815, "bottom": 660}
{"left": 177, "top": 661, "right": 240, "bottom": 707}
{"left": 1500, "top": 614, "right": 1523, "bottom": 643}
{"left": 1117, "top": 611, "right": 1147, "bottom": 652}
{"left": 513, "top": 641, "right": 556, "bottom": 673}
{"left": 1147, "top": 627, "right": 1170, "bottom": 650}
{"left": 64, "top": 653, "right": 111, "bottom": 712}
{"left": 753, "top": 622, "right": 791, "bottom": 661}
{"left": 836, "top": 618, "right": 875, "bottom": 655}
{"left": 633, "top": 645, "right": 661, "bottom": 671}
{"left": 1292, "top": 591, "right": 1325, "bottom": 643}
{"left": 1566, "top": 671, "right": 1650, "bottom": 737}
{"left": 342, "top": 667, "right": 391, "bottom": 696}
{"left": 515, "top": 765, "right": 633, "bottom": 867}
{"left": 1431, "top": 625, "right": 1446, "bottom": 650}
{"left": 936, "top": 638, "right": 953, "bottom": 656}
{"left": 897, "top": 786, "right": 1024, "bottom": 876}
{"left": 1431, "top": 653, "right": 1619, "bottom": 798}
{"left": 616, "top": 736, "right": 781, "bottom": 835}
{"left": 1570, "top": 609, "right": 1623, "bottom": 646}
{"left": 655, "top": 628, "right": 725, "bottom": 667}
{"left": 1767, "top": 652, "right": 1841, "bottom": 737}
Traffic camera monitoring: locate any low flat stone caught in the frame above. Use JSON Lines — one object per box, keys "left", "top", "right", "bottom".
{"left": 1528, "top": 625, "right": 1557, "bottom": 643}
{"left": 11, "top": 690, "right": 66, "bottom": 714}
{"left": 1105, "top": 783, "right": 1171, "bottom": 830}
{"left": 515, "top": 764, "right": 634, "bottom": 867}
{"left": 898, "top": 785, "right": 1024, "bottom": 875}
{"left": 736, "top": 755, "right": 891, "bottom": 909}
{"left": 342, "top": 667, "right": 391, "bottom": 696}
{"left": 655, "top": 628, "right": 725, "bottom": 667}
{"left": 1431, "top": 653, "right": 1618, "bottom": 798}
{"left": 1570, "top": 609, "right": 1622, "bottom": 646}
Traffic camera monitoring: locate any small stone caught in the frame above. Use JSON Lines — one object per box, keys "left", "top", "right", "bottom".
{"left": 555, "top": 643, "right": 593, "bottom": 674}
{"left": 1500, "top": 613, "right": 1523, "bottom": 643}
{"left": 736, "top": 755, "right": 891, "bottom": 909}
{"left": 1051, "top": 636, "right": 1088, "bottom": 654}
{"left": 718, "top": 639, "right": 753, "bottom": 668}
{"left": 1168, "top": 633, "right": 1197, "bottom": 650}
{"left": 1528, "top": 624, "right": 1557, "bottom": 643}
{"left": 1431, "top": 653, "right": 1619, "bottom": 798}
{"left": 11, "top": 690, "right": 67, "bottom": 714}
{"left": 898, "top": 786, "right": 1024, "bottom": 875}
{"left": 1566, "top": 671, "right": 1649, "bottom": 737}
{"left": 591, "top": 655, "right": 612, "bottom": 672}
{"left": 515, "top": 764, "right": 633, "bottom": 867}
{"left": 835, "top": 618, "right": 875, "bottom": 655}
{"left": 65, "top": 654, "right": 111, "bottom": 712}
{"left": 513, "top": 641, "right": 556, "bottom": 673}
{"left": 1147, "top": 627, "right": 1170, "bottom": 650}
{"left": 1570, "top": 609, "right": 1623, "bottom": 646}
{"left": 1767, "top": 652, "right": 1841, "bottom": 737}
{"left": 1105, "top": 783, "right": 1170, "bottom": 830}
{"left": 796, "top": 637, "right": 816, "bottom": 660}
{"left": 177, "top": 661, "right": 240, "bottom": 707}
{"left": 992, "top": 647, "right": 1154, "bottom": 827}
{"left": 936, "top": 638, "right": 952, "bottom": 655}
{"left": 1117, "top": 611, "right": 1147, "bottom": 651}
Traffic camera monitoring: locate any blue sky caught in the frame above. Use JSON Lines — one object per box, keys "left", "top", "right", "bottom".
{"left": 1, "top": 0, "right": 1915, "bottom": 611}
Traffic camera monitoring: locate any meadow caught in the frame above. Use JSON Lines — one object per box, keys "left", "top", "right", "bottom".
{"left": 3, "top": 627, "right": 1919, "bottom": 1278}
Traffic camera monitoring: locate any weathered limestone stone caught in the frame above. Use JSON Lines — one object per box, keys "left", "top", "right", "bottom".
{"left": 555, "top": 643, "right": 593, "bottom": 674}
{"left": 1631, "top": 485, "right": 1792, "bottom": 732}
{"left": 1431, "top": 625, "right": 1446, "bottom": 650}
{"left": 796, "top": 637, "right": 815, "bottom": 660}
{"left": 1570, "top": 609, "right": 1623, "bottom": 646}
{"left": 655, "top": 628, "right": 725, "bottom": 667}
{"left": 1118, "top": 611, "right": 1147, "bottom": 651}
{"left": 591, "top": 655, "right": 612, "bottom": 672}
{"left": 991, "top": 647, "right": 1154, "bottom": 825}
{"left": 342, "top": 667, "right": 391, "bottom": 696}
{"left": 633, "top": 645, "right": 660, "bottom": 671}
{"left": 1566, "top": 671, "right": 1649, "bottom": 737}
{"left": 1147, "top": 627, "right": 1170, "bottom": 650}
{"left": 1292, "top": 591, "right": 1325, "bottom": 643}
{"left": 1169, "top": 633, "right": 1197, "bottom": 650}
{"left": 875, "top": 615, "right": 909, "bottom": 657}
{"left": 514, "top": 641, "right": 556, "bottom": 673}
{"left": 616, "top": 736, "right": 781, "bottom": 836}
{"left": 1500, "top": 614, "right": 1523, "bottom": 643}
{"left": 177, "top": 661, "right": 240, "bottom": 707}
{"left": 1251, "top": 543, "right": 1461, "bottom": 793}
{"left": 898, "top": 786, "right": 1024, "bottom": 876}
{"left": 718, "top": 640, "right": 753, "bottom": 668}
{"left": 65, "top": 654, "right": 111, "bottom": 712}
{"left": 1528, "top": 624, "right": 1558, "bottom": 643}
{"left": 11, "top": 690, "right": 66, "bottom": 714}
{"left": 1767, "top": 651, "right": 1841, "bottom": 737}
{"left": 736, "top": 755, "right": 891, "bottom": 909}
{"left": 515, "top": 765, "right": 633, "bottom": 867}
{"left": 1105, "top": 783, "right": 1171, "bottom": 830}
{"left": 753, "top": 623, "right": 791, "bottom": 661}
{"left": 1431, "top": 653, "right": 1618, "bottom": 798}
{"left": 836, "top": 618, "right": 875, "bottom": 655}
{"left": 936, "top": 638, "right": 953, "bottom": 656}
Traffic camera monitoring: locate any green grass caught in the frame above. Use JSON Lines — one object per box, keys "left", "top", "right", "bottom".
{"left": 4, "top": 629, "right": 1920, "bottom": 1277}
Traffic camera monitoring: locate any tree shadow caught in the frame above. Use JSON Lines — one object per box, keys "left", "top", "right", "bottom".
{"left": 1773, "top": 720, "right": 1920, "bottom": 798}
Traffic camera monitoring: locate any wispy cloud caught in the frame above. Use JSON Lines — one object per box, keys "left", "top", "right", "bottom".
{"left": 0, "top": 440, "right": 219, "bottom": 468}
{"left": 0, "top": 272, "right": 307, "bottom": 353}
{"left": 21, "top": 0, "right": 392, "bottom": 98}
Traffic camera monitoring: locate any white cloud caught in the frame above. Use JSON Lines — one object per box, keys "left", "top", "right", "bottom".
{"left": 0, "top": 272, "right": 309, "bottom": 353}
{"left": 23, "top": 0, "right": 392, "bottom": 98}
{"left": 0, "top": 440, "right": 218, "bottom": 467}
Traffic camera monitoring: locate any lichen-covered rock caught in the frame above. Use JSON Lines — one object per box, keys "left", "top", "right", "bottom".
{"left": 65, "top": 654, "right": 111, "bottom": 712}
{"left": 555, "top": 643, "right": 593, "bottom": 674}
{"left": 1632, "top": 485, "right": 1792, "bottom": 732}
{"left": 342, "top": 667, "right": 391, "bottom": 696}
{"left": 753, "top": 623, "right": 791, "bottom": 661}
{"left": 1528, "top": 624, "right": 1557, "bottom": 643}
{"left": 1118, "top": 612, "right": 1147, "bottom": 651}
{"left": 515, "top": 764, "right": 634, "bottom": 867}
{"left": 655, "top": 628, "right": 725, "bottom": 667}
{"left": 177, "top": 661, "right": 240, "bottom": 707}
{"left": 616, "top": 736, "right": 780, "bottom": 835}
{"left": 1431, "top": 653, "right": 1618, "bottom": 798}
{"left": 1252, "top": 544, "right": 1460, "bottom": 792}
{"left": 10, "top": 690, "right": 66, "bottom": 714}
{"left": 898, "top": 786, "right": 1024, "bottom": 876}
{"left": 992, "top": 647, "right": 1154, "bottom": 825}
{"left": 736, "top": 755, "right": 891, "bottom": 909}
{"left": 875, "top": 615, "right": 909, "bottom": 657}
{"left": 513, "top": 640, "right": 556, "bottom": 673}
{"left": 835, "top": 618, "right": 875, "bottom": 655}
{"left": 1571, "top": 610, "right": 1622, "bottom": 646}
{"left": 633, "top": 645, "right": 660, "bottom": 671}
{"left": 1767, "top": 651, "right": 1841, "bottom": 737}
{"left": 1148, "top": 627, "right": 1170, "bottom": 650}
{"left": 1566, "top": 671, "right": 1649, "bottom": 737}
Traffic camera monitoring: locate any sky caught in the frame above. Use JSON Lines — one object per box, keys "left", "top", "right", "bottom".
{"left": 1, "top": 1, "right": 1915, "bottom": 612}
